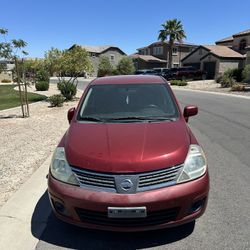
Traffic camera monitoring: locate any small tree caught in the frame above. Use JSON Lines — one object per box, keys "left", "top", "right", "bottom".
{"left": 97, "top": 56, "right": 113, "bottom": 77}
{"left": 117, "top": 57, "right": 135, "bottom": 75}
{"left": 0, "top": 28, "right": 29, "bottom": 117}
{"left": 45, "top": 46, "right": 93, "bottom": 84}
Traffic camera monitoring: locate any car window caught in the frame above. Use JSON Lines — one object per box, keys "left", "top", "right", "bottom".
{"left": 78, "top": 84, "right": 179, "bottom": 121}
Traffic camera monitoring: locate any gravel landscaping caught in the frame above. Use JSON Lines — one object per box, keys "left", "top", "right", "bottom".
{"left": 172, "top": 80, "right": 250, "bottom": 97}
{"left": 0, "top": 84, "right": 82, "bottom": 208}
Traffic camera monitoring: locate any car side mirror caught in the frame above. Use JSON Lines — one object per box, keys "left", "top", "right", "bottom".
{"left": 183, "top": 105, "right": 198, "bottom": 122}
{"left": 67, "top": 107, "right": 76, "bottom": 123}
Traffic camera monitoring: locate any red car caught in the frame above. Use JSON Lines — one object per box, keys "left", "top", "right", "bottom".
{"left": 48, "top": 75, "right": 209, "bottom": 232}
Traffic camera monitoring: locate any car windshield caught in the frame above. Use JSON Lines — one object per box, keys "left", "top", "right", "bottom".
{"left": 78, "top": 84, "right": 179, "bottom": 122}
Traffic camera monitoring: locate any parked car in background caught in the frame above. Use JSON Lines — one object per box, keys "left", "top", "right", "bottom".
{"left": 135, "top": 69, "right": 158, "bottom": 75}
{"left": 164, "top": 67, "right": 207, "bottom": 80}
{"left": 48, "top": 75, "right": 209, "bottom": 232}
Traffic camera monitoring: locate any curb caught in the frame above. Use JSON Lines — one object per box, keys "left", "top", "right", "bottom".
{"left": 0, "top": 155, "right": 52, "bottom": 250}
{"left": 172, "top": 87, "right": 250, "bottom": 100}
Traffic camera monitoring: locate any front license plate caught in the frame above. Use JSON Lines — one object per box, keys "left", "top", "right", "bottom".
{"left": 108, "top": 207, "right": 147, "bottom": 218}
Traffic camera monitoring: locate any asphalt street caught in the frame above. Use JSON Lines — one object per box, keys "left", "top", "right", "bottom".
{"left": 35, "top": 88, "right": 250, "bottom": 250}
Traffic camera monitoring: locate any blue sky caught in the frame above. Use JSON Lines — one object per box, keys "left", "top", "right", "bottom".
{"left": 1, "top": 0, "right": 250, "bottom": 58}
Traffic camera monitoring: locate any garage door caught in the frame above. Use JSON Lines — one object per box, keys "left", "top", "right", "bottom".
{"left": 203, "top": 62, "right": 216, "bottom": 79}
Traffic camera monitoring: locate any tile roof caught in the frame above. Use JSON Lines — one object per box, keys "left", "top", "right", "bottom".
{"left": 233, "top": 29, "right": 250, "bottom": 37}
{"left": 215, "top": 36, "right": 233, "bottom": 44}
{"left": 202, "top": 45, "right": 244, "bottom": 58}
{"left": 137, "top": 41, "right": 197, "bottom": 50}
{"left": 78, "top": 45, "right": 115, "bottom": 53}
{"left": 130, "top": 54, "right": 167, "bottom": 63}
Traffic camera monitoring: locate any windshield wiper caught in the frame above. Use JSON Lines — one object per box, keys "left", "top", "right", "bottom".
{"left": 79, "top": 116, "right": 105, "bottom": 122}
{"left": 106, "top": 116, "right": 176, "bottom": 122}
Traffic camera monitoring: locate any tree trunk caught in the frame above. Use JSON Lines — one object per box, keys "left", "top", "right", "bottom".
{"left": 168, "top": 40, "right": 174, "bottom": 69}
{"left": 15, "top": 57, "right": 25, "bottom": 117}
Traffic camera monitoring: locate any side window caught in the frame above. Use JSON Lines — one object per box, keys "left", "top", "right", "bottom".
{"left": 110, "top": 54, "right": 115, "bottom": 61}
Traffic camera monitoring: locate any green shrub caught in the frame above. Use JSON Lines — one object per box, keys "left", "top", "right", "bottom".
{"left": 48, "top": 94, "right": 65, "bottom": 107}
{"left": 170, "top": 80, "right": 188, "bottom": 86}
{"left": 35, "top": 68, "right": 49, "bottom": 82}
{"left": 230, "top": 84, "right": 245, "bottom": 92}
{"left": 58, "top": 80, "right": 77, "bottom": 100}
{"left": 220, "top": 75, "right": 236, "bottom": 88}
{"left": 223, "top": 68, "right": 243, "bottom": 82}
{"left": 116, "top": 57, "right": 135, "bottom": 75}
{"left": 1, "top": 79, "right": 11, "bottom": 83}
{"left": 242, "top": 65, "right": 250, "bottom": 83}
{"left": 35, "top": 81, "right": 49, "bottom": 91}
{"left": 97, "top": 56, "right": 113, "bottom": 77}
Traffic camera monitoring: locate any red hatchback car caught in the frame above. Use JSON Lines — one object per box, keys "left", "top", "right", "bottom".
{"left": 48, "top": 75, "right": 209, "bottom": 231}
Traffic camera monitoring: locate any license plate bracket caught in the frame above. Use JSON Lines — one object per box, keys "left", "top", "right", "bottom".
{"left": 108, "top": 207, "right": 147, "bottom": 218}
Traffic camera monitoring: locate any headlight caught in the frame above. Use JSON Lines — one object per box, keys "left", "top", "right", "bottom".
{"left": 50, "top": 147, "right": 79, "bottom": 186}
{"left": 177, "top": 144, "right": 207, "bottom": 183}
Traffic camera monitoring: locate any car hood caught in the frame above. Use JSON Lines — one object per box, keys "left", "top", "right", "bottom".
{"left": 64, "top": 120, "right": 190, "bottom": 173}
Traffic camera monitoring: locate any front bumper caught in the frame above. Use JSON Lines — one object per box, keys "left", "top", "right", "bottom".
{"left": 48, "top": 171, "right": 209, "bottom": 232}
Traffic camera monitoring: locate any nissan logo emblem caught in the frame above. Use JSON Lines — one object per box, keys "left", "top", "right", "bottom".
{"left": 120, "top": 179, "right": 133, "bottom": 191}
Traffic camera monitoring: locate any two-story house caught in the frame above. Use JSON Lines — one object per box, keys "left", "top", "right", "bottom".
{"left": 181, "top": 29, "right": 249, "bottom": 79}
{"left": 132, "top": 41, "right": 197, "bottom": 70}
{"left": 69, "top": 45, "right": 126, "bottom": 76}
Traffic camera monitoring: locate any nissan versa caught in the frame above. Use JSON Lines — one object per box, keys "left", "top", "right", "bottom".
{"left": 48, "top": 75, "right": 209, "bottom": 231}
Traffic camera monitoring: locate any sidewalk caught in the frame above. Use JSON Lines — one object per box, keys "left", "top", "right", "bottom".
{"left": 0, "top": 156, "right": 51, "bottom": 250}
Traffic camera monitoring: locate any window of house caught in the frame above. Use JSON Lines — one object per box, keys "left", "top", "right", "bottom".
{"left": 172, "top": 47, "right": 178, "bottom": 55}
{"left": 239, "top": 39, "right": 247, "bottom": 51}
{"left": 110, "top": 54, "right": 115, "bottom": 61}
{"left": 199, "top": 48, "right": 203, "bottom": 55}
{"left": 153, "top": 46, "right": 163, "bottom": 55}
{"left": 173, "top": 63, "right": 179, "bottom": 68}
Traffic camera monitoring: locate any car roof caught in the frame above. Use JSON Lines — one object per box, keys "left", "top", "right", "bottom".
{"left": 90, "top": 75, "right": 165, "bottom": 85}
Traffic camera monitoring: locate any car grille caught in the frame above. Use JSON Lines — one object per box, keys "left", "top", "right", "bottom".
{"left": 71, "top": 164, "right": 183, "bottom": 193}
{"left": 75, "top": 207, "right": 179, "bottom": 227}
{"left": 138, "top": 164, "right": 183, "bottom": 191}
{"left": 71, "top": 168, "right": 116, "bottom": 191}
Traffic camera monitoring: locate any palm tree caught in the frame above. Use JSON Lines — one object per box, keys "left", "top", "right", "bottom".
{"left": 158, "top": 19, "right": 186, "bottom": 68}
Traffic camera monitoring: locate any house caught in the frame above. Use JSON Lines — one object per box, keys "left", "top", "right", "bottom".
{"left": 133, "top": 41, "right": 197, "bottom": 69}
{"left": 182, "top": 29, "right": 250, "bottom": 78}
{"left": 130, "top": 54, "right": 167, "bottom": 70}
{"left": 181, "top": 45, "right": 245, "bottom": 79}
{"left": 69, "top": 44, "right": 126, "bottom": 76}
{"left": 0, "top": 60, "right": 15, "bottom": 82}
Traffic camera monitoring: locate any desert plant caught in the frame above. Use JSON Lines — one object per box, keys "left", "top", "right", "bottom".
{"left": 116, "top": 57, "right": 135, "bottom": 75}
{"left": 220, "top": 75, "right": 236, "bottom": 88}
{"left": 222, "top": 68, "right": 243, "bottom": 82}
{"left": 58, "top": 80, "right": 77, "bottom": 100}
{"left": 230, "top": 84, "right": 245, "bottom": 92}
{"left": 170, "top": 80, "right": 187, "bottom": 86}
{"left": 1, "top": 79, "right": 11, "bottom": 83}
{"left": 48, "top": 94, "right": 65, "bottom": 107}
{"left": 242, "top": 65, "right": 250, "bottom": 83}
{"left": 35, "top": 81, "right": 49, "bottom": 91}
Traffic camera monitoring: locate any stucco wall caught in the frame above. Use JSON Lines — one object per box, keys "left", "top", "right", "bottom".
{"left": 0, "top": 71, "right": 12, "bottom": 82}
{"left": 182, "top": 47, "right": 208, "bottom": 65}
{"left": 218, "top": 60, "right": 239, "bottom": 75}
{"left": 232, "top": 35, "right": 250, "bottom": 52}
